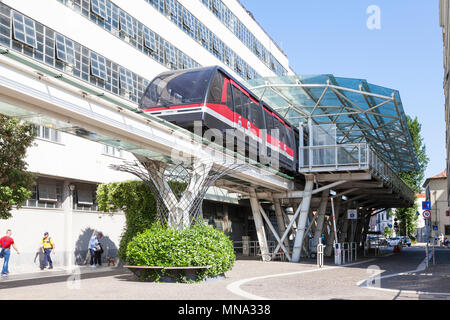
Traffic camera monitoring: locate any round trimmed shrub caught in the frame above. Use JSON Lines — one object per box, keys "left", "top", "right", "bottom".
{"left": 126, "top": 223, "right": 235, "bottom": 282}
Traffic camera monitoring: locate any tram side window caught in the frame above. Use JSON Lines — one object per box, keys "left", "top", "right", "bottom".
{"left": 263, "top": 107, "right": 273, "bottom": 132}
{"left": 232, "top": 86, "right": 245, "bottom": 118}
{"left": 248, "top": 98, "right": 263, "bottom": 129}
{"left": 273, "top": 116, "right": 288, "bottom": 147}
{"left": 207, "top": 71, "right": 225, "bottom": 104}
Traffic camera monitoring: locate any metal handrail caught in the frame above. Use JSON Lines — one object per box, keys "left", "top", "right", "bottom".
{"left": 299, "top": 142, "right": 414, "bottom": 203}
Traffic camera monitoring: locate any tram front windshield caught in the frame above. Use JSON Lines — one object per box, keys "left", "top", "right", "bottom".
{"left": 140, "top": 69, "right": 213, "bottom": 109}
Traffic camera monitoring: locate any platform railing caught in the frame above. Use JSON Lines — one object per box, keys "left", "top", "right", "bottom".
{"left": 299, "top": 142, "right": 415, "bottom": 203}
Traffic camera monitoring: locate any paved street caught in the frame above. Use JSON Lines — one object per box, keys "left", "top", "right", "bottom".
{"left": 0, "top": 246, "right": 448, "bottom": 300}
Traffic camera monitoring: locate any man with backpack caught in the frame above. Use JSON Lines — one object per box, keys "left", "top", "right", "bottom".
{"left": 38, "top": 232, "right": 55, "bottom": 270}
{"left": 0, "top": 229, "right": 20, "bottom": 276}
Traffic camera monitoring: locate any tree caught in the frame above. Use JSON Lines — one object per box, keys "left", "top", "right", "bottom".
{"left": 0, "top": 115, "right": 36, "bottom": 219}
{"left": 96, "top": 180, "right": 157, "bottom": 260}
{"left": 396, "top": 116, "right": 429, "bottom": 237}
{"left": 384, "top": 226, "right": 393, "bottom": 238}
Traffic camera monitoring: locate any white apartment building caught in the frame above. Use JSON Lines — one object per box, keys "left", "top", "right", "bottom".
{"left": 0, "top": 0, "right": 293, "bottom": 272}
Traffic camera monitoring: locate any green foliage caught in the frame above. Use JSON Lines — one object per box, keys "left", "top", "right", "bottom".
{"left": 126, "top": 223, "right": 236, "bottom": 282}
{"left": 96, "top": 180, "right": 157, "bottom": 260}
{"left": 396, "top": 116, "right": 429, "bottom": 236}
{"left": 396, "top": 204, "right": 419, "bottom": 237}
{"left": 398, "top": 116, "right": 429, "bottom": 193}
{"left": 0, "top": 115, "right": 36, "bottom": 219}
{"left": 383, "top": 226, "right": 393, "bottom": 238}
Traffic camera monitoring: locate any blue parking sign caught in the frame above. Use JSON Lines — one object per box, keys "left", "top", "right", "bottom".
{"left": 422, "top": 201, "right": 431, "bottom": 210}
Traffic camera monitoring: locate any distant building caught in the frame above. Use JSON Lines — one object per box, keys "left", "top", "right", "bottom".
{"left": 369, "top": 210, "right": 393, "bottom": 235}
{"left": 415, "top": 193, "right": 426, "bottom": 242}
{"left": 422, "top": 170, "right": 449, "bottom": 239}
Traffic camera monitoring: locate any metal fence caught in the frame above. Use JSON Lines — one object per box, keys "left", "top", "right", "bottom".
{"left": 233, "top": 240, "right": 277, "bottom": 257}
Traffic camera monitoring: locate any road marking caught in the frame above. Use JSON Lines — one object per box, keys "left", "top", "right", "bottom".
{"left": 226, "top": 259, "right": 376, "bottom": 300}
{"left": 357, "top": 251, "right": 450, "bottom": 297}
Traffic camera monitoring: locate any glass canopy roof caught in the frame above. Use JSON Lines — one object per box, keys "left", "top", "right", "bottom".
{"left": 246, "top": 74, "right": 417, "bottom": 172}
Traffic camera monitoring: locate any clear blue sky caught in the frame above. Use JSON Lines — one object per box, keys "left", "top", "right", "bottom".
{"left": 241, "top": 0, "right": 445, "bottom": 182}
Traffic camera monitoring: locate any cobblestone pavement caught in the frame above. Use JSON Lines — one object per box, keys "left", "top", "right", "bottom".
{"left": 0, "top": 246, "right": 448, "bottom": 300}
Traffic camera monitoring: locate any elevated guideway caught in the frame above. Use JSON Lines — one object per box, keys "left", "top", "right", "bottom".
{"left": 0, "top": 47, "right": 295, "bottom": 194}
{"left": 0, "top": 44, "right": 417, "bottom": 264}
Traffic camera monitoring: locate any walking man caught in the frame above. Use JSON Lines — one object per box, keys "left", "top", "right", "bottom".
{"left": 0, "top": 229, "right": 20, "bottom": 276}
{"left": 38, "top": 232, "right": 55, "bottom": 270}
{"left": 88, "top": 232, "right": 103, "bottom": 267}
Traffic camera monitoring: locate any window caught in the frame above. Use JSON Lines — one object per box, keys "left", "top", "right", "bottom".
{"left": 103, "top": 144, "right": 123, "bottom": 158}
{"left": 212, "top": 0, "right": 221, "bottom": 13}
{"left": 182, "top": 10, "right": 194, "bottom": 31}
{"left": 39, "top": 183, "right": 58, "bottom": 202}
{"left": 35, "top": 125, "right": 61, "bottom": 143}
{"left": 248, "top": 98, "right": 262, "bottom": 128}
{"left": 119, "top": 67, "right": 134, "bottom": 93}
{"left": 90, "top": 0, "right": 108, "bottom": 20}
{"left": 263, "top": 107, "right": 274, "bottom": 131}
{"left": 140, "top": 69, "right": 211, "bottom": 109}
{"left": 119, "top": 10, "right": 135, "bottom": 37}
{"left": 164, "top": 0, "right": 176, "bottom": 16}
{"left": 212, "top": 36, "right": 222, "bottom": 54}
{"left": 12, "top": 12, "right": 36, "bottom": 48}
{"left": 198, "top": 24, "right": 209, "bottom": 44}
{"left": 235, "top": 58, "right": 243, "bottom": 73}
{"left": 232, "top": 87, "right": 246, "bottom": 119}
{"left": 24, "top": 180, "right": 62, "bottom": 209}
{"left": 55, "top": 34, "right": 75, "bottom": 66}
{"left": 143, "top": 27, "right": 157, "bottom": 52}
{"left": 90, "top": 52, "right": 107, "bottom": 81}
{"left": 207, "top": 71, "right": 225, "bottom": 104}
{"left": 164, "top": 43, "right": 176, "bottom": 67}
{"left": 254, "top": 41, "right": 261, "bottom": 56}
{"left": 74, "top": 184, "right": 98, "bottom": 211}
{"left": 445, "top": 225, "right": 450, "bottom": 236}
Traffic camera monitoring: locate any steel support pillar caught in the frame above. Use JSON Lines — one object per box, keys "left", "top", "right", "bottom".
{"left": 273, "top": 198, "right": 290, "bottom": 249}
{"left": 248, "top": 188, "right": 270, "bottom": 262}
{"left": 339, "top": 203, "right": 350, "bottom": 242}
{"left": 292, "top": 176, "right": 314, "bottom": 262}
{"left": 313, "top": 190, "right": 330, "bottom": 247}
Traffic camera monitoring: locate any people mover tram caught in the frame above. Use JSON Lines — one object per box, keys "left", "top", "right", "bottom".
{"left": 139, "top": 66, "right": 298, "bottom": 174}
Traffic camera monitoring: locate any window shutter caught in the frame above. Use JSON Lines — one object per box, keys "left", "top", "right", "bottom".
{"left": 38, "top": 184, "right": 57, "bottom": 202}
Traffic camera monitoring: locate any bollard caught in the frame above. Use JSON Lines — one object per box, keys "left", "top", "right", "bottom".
{"left": 334, "top": 242, "right": 342, "bottom": 265}
{"left": 317, "top": 243, "right": 324, "bottom": 268}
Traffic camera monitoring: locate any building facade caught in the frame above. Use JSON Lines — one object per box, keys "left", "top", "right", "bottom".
{"left": 440, "top": 0, "right": 450, "bottom": 208}
{"left": 0, "top": 0, "right": 293, "bottom": 272}
{"left": 423, "top": 171, "right": 450, "bottom": 239}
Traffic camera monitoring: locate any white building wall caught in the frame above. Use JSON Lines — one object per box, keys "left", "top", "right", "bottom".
{"left": 0, "top": 0, "right": 292, "bottom": 272}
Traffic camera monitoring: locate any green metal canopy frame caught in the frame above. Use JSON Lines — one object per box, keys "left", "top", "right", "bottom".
{"left": 246, "top": 74, "right": 418, "bottom": 173}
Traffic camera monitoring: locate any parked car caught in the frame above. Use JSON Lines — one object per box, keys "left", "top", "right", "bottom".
{"left": 388, "top": 237, "right": 401, "bottom": 246}
{"left": 367, "top": 235, "right": 388, "bottom": 247}
{"left": 401, "top": 237, "right": 412, "bottom": 247}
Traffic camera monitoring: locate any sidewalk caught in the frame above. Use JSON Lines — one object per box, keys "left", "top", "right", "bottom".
{"left": 0, "top": 265, "right": 124, "bottom": 287}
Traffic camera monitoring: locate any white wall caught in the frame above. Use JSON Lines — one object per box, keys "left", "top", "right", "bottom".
{"left": 0, "top": 208, "right": 125, "bottom": 273}
{"left": 26, "top": 134, "right": 136, "bottom": 184}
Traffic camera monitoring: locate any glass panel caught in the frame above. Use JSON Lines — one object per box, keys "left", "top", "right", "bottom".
{"left": 140, "top": 68, "right": 212, "bottom": 109}
{"left": 91, "top": 0, "right": 107, "bottom": 20}
{"left": 143, "top": 27, "right": 157, "bottom": 52}
{"left": 207, "top": 71, "right": 225, "bottom": 104}
{"left": 12, "top": 12, "right": 36, "bottom": 48}
{"left": 90, "top": 52, "right": 107, "bottom": 80}
{"left": 182, "top": 9, "right": 194, "bottom": 31}
{"left": 119, "top": 67, "right": 134, "bottom": 93}
{"left": 119, "top": 10, "right": 135, "bottom": 37}
{"left": 55, "top": 34, "right": 75, "bottom": 65}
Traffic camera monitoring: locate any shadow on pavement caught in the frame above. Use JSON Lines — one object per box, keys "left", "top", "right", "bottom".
{"left": 0, "top": 269, "right": 127, "bottom": 290}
